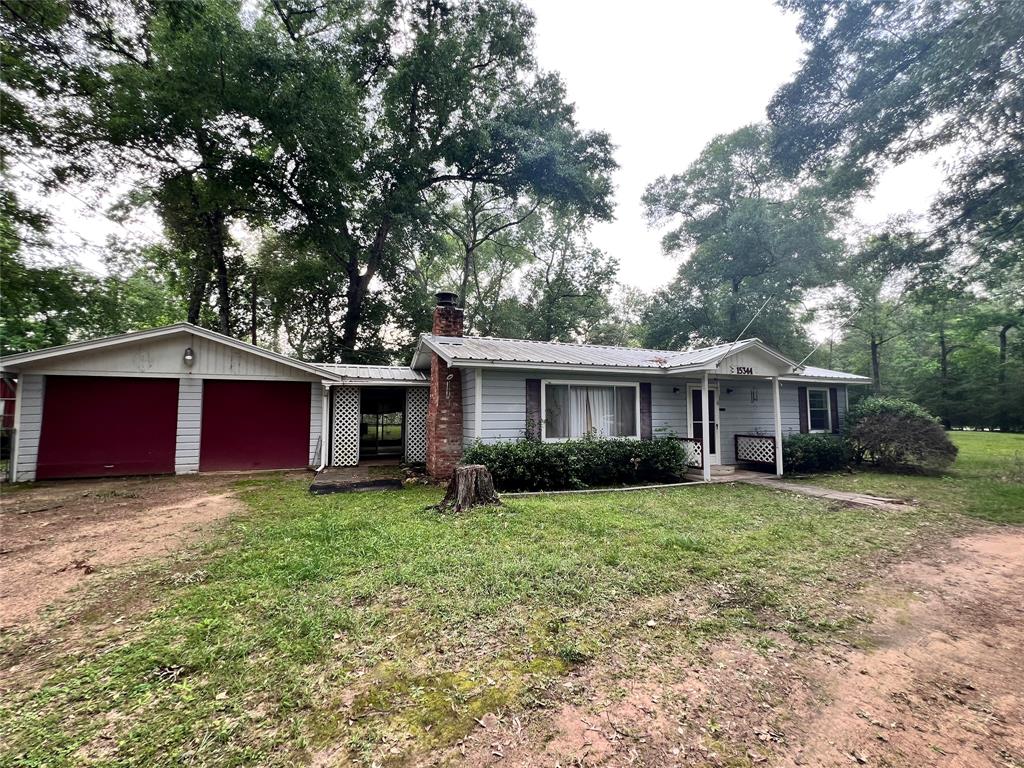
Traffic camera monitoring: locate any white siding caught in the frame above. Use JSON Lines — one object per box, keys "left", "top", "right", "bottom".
{"left": 471, "top": 368, "right": 848, "bottom": 464}
{"left": 13, "top": 373, "right": 44, "bottom": 482}
{"left": 462, "top": 368, "right": 477, "bottom": 447}
{"left": 18, "top": 333, "right": 322, "bottom": 381}
{"left": 174, "top": 378, "right": 203, "bottom": 474}
{"left": 309, "top": 382, "right": 322, "bottom": 466}
{"left": 718, "top": 380, "right": 848, "bottom": 464}
{"left": 475, "top": 370, "right": 687, "bottom": 444}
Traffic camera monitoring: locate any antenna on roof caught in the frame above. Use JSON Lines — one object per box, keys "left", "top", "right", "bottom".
{"left": 793, "top": 309, "right": 860, "bottom": 370}
{"left": 719, "top": 295, "right": 774, "bottom": 361}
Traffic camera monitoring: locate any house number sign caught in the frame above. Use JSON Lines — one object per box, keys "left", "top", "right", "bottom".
{"left": 730, "top": 366, "right": 754, "bottom": 375}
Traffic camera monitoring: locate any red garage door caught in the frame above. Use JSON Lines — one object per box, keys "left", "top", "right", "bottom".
{"left": 199, "top": 380, "right": 311, "bottom": 471}
{"left": 37, "top": 376, "right": 179, "bottom": 479}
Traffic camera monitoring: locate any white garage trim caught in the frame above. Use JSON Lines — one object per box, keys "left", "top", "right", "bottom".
{"left": 175, "top": 378, "right": 203, "bottom": 474}
{"left": 309, "top": 382, "right": 323, "bottom": 467}
{"left": 12, "top": 373, "right": 44, "bottom": 482}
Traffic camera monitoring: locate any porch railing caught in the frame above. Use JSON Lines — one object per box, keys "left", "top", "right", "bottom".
{"left": 675, "top": 437, "right": 703, "bottom": 469}
{"left": 734, "top": 434, "right": 777, "bottom": 470}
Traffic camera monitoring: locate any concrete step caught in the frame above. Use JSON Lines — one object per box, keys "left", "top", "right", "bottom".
{"left": 685, "top": 464, "right": 737, "bottom": 481}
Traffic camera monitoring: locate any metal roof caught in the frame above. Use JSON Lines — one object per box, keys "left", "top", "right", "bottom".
{"left": 313, "top": 364, "right": 428, "bottom": 383}
{"left": 412, "top": 335, "right": 798, "bottom": 372}
{"left": 783, "top": 365, "right": 872, "bottom": 383}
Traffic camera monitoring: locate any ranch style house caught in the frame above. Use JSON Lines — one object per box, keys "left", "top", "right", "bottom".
{"left": 0, "top": 292, "right": 870, "bottom": 484}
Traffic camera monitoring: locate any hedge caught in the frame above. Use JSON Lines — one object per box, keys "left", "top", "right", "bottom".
{"left": 782, "top": 433, "right": 849, "bottom": 473}
{"left": 845, "top": 396, "right": 957, "bottom": 471}
{"left": 461, "top": 437, "right": 687, "bottom": 492}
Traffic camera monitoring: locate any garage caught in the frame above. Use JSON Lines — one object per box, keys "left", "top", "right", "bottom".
{"left": 36, "top": 375, "right": 179, "bottom": 479}
{"left": 199, "top": 380, "right": 312, "bottom": 471}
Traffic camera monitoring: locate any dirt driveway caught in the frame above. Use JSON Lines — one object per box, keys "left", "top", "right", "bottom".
{"left": 0, "top": 474, "right": 275, "bottom": 628}
{"left": 455, "top": 528, "right": 1024, "bottom": 768}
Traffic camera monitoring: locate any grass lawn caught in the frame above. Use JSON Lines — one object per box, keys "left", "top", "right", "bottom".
{"left": 2, "top": 433, "right": 1021, "bottom": 766}
{"left": 795, "top": 431, "right": 1024, "bottom": 524}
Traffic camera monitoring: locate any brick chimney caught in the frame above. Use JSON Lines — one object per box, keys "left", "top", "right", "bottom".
{"left": 426, "top": 291, "right": 464, "bottom": 478}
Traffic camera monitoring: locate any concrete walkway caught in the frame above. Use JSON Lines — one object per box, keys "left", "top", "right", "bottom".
{"left": 735, "top": 475, "right": 913, "bottom": 511}
{"left": 309, "top": 462, "right": 404, "bottom": 494}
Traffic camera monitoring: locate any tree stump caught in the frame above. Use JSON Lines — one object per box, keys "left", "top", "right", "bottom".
{"left": 435, "top": 464, "right": 501, "bottom": 513}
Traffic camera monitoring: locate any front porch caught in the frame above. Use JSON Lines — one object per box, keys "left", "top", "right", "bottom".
{"left": 672, "top": 368, "right": 787, "bottom": 482}
{"left": 677, "top": 432, "right": 782, "bottom": 482}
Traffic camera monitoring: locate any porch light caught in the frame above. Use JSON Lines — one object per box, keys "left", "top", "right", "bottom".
{"left": 183, "top": 347, "right": 195, "bottom": 367}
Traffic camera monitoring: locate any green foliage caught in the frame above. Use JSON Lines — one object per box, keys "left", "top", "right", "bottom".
{"left": 797, "top": 431, "right": 1024, "bottom": 525}
{"left": 769, "top": 0, "right": 1024, "bottom": 267}
{"left": 845, "top": 397, "right": 958, "bottom": 472}
{"left": 462, "top": 437, "right": 686, "bottom": 491}
{"left": 782, "top": 433, "right": 849, "bottom": 474}
{"left": 642, "top": 124, "right": 842, "bottom": 356}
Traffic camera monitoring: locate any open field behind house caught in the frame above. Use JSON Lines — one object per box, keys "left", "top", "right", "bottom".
{"left": 0, "top": 432, "right": 1022, "bottom": 767}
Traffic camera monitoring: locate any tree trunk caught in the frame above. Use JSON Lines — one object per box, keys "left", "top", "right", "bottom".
{"left": 434, "top": 464, "right": 501, "bottom": 513}
{"left": 999, "top": 323, "right": 1012, "bottom": 431}
{"left": 339, "top": 219, "right": 389, "bottom": 361}
{"left": 250, "top": 275, "right": 258, "bottom": 345}
{"left": 870, "top": 336, "right": 881, "bottom": 394}
{"left": 187, "top": 256, "right": 210, "bottom": 325}
{"left": 214, "top": 248, "right": 230, "bottom": 335}
{"left": 939, "top": 328, "right": 951, "bottom": 429}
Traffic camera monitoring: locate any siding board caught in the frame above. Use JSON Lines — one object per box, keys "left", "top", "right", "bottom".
{"left": 309, "top": 382, "right": 323, "bottom": 466}
{"left": 175, "top": 378, "right": 203, "bottom": 474}
{"left": 13, "top": 373, "right": 44, "bottom": 482}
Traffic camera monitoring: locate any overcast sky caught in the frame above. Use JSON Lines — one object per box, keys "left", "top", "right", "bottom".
{"left": 524, "top": 0, "right": 945, "bottom": 291}
{"left": 34, "top": 0, "right": 945, "bottom": 292}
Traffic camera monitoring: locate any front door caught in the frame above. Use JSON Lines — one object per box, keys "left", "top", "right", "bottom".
{"left": 687, "top": 385, "right": 719, "bottom": 465}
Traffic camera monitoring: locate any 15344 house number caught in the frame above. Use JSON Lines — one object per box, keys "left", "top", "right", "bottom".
{"left": 730, "top": 365, "right": 754, "bottom": 375}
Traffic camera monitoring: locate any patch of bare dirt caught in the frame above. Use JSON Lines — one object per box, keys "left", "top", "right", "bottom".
{"left": 0, "top": 473, "right": 293, "bottom": 628}
{"left": 446, "top": 529, "right": 1024, "bottom": 768}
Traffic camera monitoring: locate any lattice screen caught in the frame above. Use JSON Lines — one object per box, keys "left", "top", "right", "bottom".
{"left": 405, "top": 388, "right": 429, "bottom": 463}
{"left": 679, "top": 438, "right": 703, "bottom": 468}
{"left": 735, "top": 435, "right": 776, "bottom": 466}
{"left": 331, "top": 386, "right": 361, "bottom": 466}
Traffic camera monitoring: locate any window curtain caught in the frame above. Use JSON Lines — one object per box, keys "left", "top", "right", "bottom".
{"left": 586, "top": 386, "right": 614, "bottom": 436}
{"left": 545, "top": 383, "right": 638, "bottom": 439}
{"left": 570, "top": 386, "right": 590, "bottom": 436}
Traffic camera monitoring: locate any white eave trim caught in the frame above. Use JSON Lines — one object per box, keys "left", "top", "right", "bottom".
{"left": 323, "top": 379, "right": 430, "bottom": 387}
{"left": 780, "top": 376, "right": 872, "bottom": 385}
{"left": 0, "top": 322, "right": 346, "bottom": 381}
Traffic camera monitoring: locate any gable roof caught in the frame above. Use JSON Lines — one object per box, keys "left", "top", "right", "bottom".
{"left": 411, "top": 335, "right": 800, "bottom": 373}
{"left": 0, "top": 323, "right": 343, "bottom": 381}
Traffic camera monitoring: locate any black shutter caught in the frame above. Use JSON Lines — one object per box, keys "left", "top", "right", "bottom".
{"left": 639, "top": 382, "right": 653, "bottom": 440}
{"left": 525, "top": 379, "right": 541, "bottom": 440}
{"left": 829, "top": 387, "right": 841, "bottom": 434}
{"left": 797, "top": 386, "right": 809, "bottom": 434}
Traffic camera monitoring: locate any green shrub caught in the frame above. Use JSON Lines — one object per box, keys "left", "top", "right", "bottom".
{"left": 782, "top": 433, "right": 849, "bottom": 473}
{"left": 845, "top": 396, "right": 958, "bottom": 472}
{"left": 462, "top": 437, "right": 687, "bottom": 492}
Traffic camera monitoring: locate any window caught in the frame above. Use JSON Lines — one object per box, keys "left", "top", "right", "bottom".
{"left": 543, "top": 382, "right": 639, "bottom": 440}
{"left": 807, "top": 388, "right": 831, "bottom": 432}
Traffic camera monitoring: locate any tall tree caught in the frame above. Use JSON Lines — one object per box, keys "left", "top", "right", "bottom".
{"left": 825, "top": 229, "right": 930, "bottom": 392}
{"left": 769, "top": 0, "right": 1024, "bottom": 264}
{"left": 252, "top": 0, "right": 616, "bottom": 359}
{"left": 642, "top": 124, "right": 844, "bottom": 355}
{"left": 518, "top": 211, "right": 619, "bottom": 343}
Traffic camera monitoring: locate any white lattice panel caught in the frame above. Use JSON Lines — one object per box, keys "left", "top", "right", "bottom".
{"left": 736, "top": 435, "right": 776, "bottom": 465}
{"left": 679, "top": 438, "right": 702, "bottom": 468}
{"left": 331, "top": 387, "right": 361, "bottom": 466}
{"left": 405, "top": 388, "right": 428, "bottom": 463}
